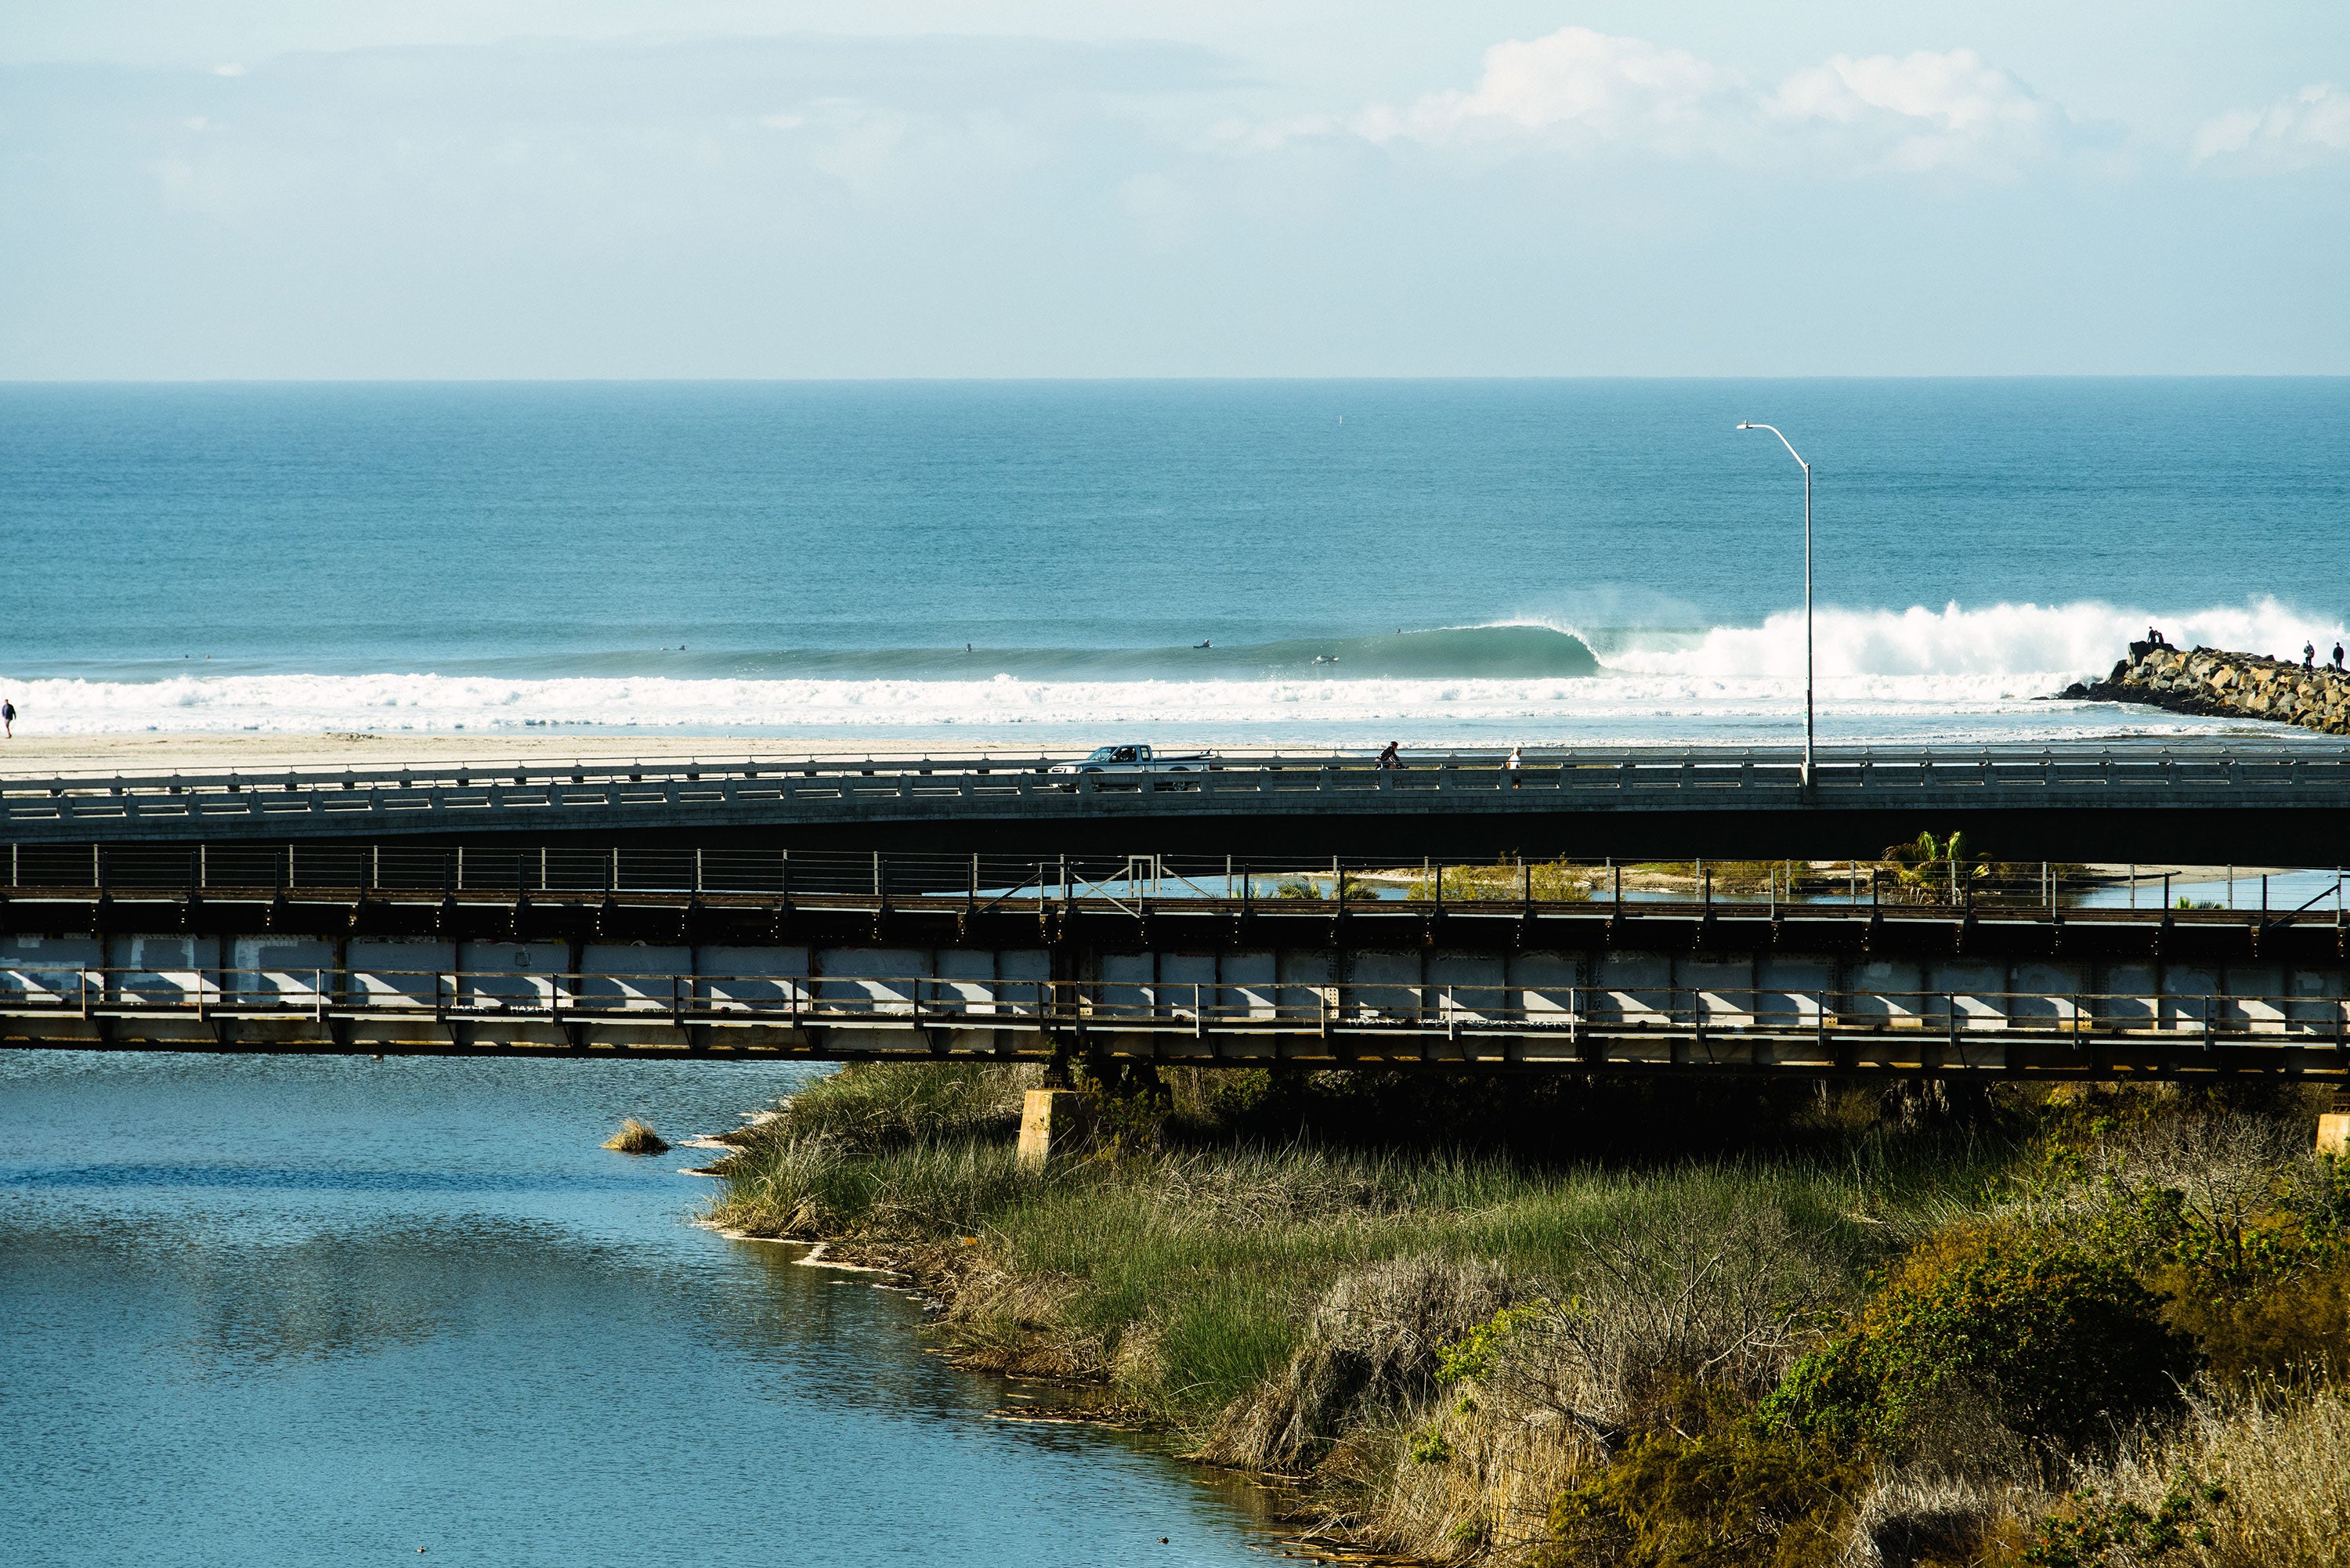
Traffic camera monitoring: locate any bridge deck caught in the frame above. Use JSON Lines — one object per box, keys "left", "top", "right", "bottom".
{"left": 12, "top": 742, "right": 2350, "bottom": 859}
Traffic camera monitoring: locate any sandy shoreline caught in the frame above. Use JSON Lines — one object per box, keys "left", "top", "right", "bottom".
{"left": 0, "top": 731, "right": 1068, "bottom": 778}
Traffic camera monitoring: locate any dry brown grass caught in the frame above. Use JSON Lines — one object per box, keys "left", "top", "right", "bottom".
{"left": 2063, "top": 1383, "right": 2350, "bottom": 1568}
{"left": 1195, "top": 1256, "right": 1525, "bottom": 1475}
{"left": 1833, "top": 1469, "right": 2041, "bottom": 1568}
{"left": 1470, "top": 1203, "right": 1836, "bottom": 1446}
{"left": 1321, "top": 1406, "right": 1593, "bottom": 1565}
{"left": 602, "top": 1117, "right": 669, "bottom": 1155}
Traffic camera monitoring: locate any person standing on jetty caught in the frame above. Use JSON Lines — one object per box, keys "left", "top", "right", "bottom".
{"left": 2305, "top": 642, "right": 2317, "bottom": 670}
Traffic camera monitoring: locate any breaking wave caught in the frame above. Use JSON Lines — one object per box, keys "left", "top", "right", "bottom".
{"left": 0, "top": 599, "right": 2337, "bottom": 741}
{"left": 1579, "top": 598, "right": 2345, "bottom": 681}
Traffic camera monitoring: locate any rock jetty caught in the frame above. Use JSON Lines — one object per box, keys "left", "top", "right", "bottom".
{"left": 2063, "top": 641, "right": 2350, "bottom": 735}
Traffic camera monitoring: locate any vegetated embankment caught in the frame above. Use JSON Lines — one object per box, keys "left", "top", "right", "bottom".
{"left": 2066, "top": 639, "right": 2350, "bottom": 735}
{"left": 707, "top": 1064, "right": 2350, "bottom": 1568}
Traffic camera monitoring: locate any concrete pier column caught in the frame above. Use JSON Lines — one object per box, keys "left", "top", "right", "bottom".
{"left": 2320, "top": 1089, "right": 2349, "bottom": 1158}
{"left": 1016, "top": 1088, "right": 1086, "bottom": 1169}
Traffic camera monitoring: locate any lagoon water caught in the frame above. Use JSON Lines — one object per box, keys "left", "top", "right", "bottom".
{"left": 0, "top": 1052, "right": 1281, "bottom": 1566}
{"left": 3, "top": 378, "right": 2348, "bottom": 746}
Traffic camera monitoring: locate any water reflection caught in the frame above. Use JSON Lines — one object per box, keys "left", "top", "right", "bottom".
{"left": 0, "top": 1053, "right": 1284, "bottom": 1567}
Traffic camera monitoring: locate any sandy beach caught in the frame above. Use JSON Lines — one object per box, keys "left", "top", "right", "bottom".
{"left": 0, "top": 732, "right": 1049, "bottom": 779}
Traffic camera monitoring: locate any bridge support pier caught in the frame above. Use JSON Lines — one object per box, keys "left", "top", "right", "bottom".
{"left": 1016, "top": 1088, "right": 1084, "bottom": 1169}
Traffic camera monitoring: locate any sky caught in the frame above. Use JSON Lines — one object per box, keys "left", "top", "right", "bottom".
{"left": 2, "top": 2, "right": 2347, "bottom": 378}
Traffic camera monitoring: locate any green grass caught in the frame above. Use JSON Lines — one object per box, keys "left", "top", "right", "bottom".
{"left": 708, "top": 1069, "right": 2350, "bottom": 1568}
{"left": 708, "top": 1075, "right": 2016, "bottom": 1429}
{"left": 753, "top": 1059, "right": 1038, "bottom": 1151}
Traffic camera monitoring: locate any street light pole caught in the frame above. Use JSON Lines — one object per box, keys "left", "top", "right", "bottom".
{"left": 1737, "top": 421, "right": 1813, "bottom": 789}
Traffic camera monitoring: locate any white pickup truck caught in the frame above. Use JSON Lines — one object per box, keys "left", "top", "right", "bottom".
{"left": 1047, "top": 744, "right": 1214, "bottom": 784}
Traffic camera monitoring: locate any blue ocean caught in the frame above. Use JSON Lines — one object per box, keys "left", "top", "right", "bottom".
{"left": 3, "top": 378, "right": 2345, "bottom": 746}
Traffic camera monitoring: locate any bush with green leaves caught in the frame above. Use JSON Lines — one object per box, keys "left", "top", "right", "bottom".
{"left": 1761, "top": 1223, "right": 2197, "bottom": 1452}
{"left": 2019, "top": 1476, "right": 2223, "bottom": 1567}
{"left": 1538, "top": 1387, "right": 1860, "bottom": 1568}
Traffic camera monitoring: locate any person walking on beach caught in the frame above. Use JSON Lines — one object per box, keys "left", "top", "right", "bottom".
{"left": 1377, "top": 740, "right": 1400, "bottom": 771}
{"left": 2, "top": 698, "right": 13, "bottom": 738}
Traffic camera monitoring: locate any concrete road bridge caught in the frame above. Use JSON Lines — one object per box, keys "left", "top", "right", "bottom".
{"left": 9, "top": 740, "right": 2350, "bottom": 861}
{"left": 5, "top": 847, "right": 2348, "bottom": 1082}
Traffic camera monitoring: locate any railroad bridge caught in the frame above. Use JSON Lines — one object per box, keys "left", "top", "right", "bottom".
{"left": 2, "top": 840, "right": 2346, "bottom": 1082}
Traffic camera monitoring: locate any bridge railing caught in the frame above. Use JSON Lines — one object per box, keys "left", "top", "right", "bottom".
{"left": 12, "top": 742, "right": 2350, "bottom": 833}
{"left": 3, "top": 966, "right": 2345, "bottom": 1047}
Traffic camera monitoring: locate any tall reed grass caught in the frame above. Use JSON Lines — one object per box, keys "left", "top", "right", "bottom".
{"left": 708, "top": 1071, "right": 2004, "bottom": 1440}
{"left": 707, "top": 1067, "right": 2350, "bottom": 1566}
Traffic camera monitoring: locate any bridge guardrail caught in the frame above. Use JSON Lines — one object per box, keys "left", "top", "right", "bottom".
{"left": 13, "top": 743, "right": 2350, "bottom": 837}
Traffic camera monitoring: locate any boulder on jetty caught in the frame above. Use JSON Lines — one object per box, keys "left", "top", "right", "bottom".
{"left": 2063, "top": 641, "right": 2350, "bottom": 735}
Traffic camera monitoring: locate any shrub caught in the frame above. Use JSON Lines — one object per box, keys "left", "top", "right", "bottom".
{"left": 2019, "top": 1476, "right": 2220, "bottom": 1568}
{"left": 1273, "top": 871, "right": 1377, "bottom": 899}
{"left": 602, "top": 1118, "right": 667, "bottom": 1154}
{"left": 1405, "top": 858, "right": 1593, "bottom": 902}
{"left": 2024, "top": 1382, "right": 2350, "bottom": 1567}
{"left": 1194, "top": 1255, "right": 1524, "bottom": 1473}
{"left": 1453, "top": 1201, "right": 1835, "bottom": 1444}
{"left": 2157, "top": 1259, "right": 2350, "bottom": 1383}
{"left": 1538, "top": 1389, "right": 1861, "bottom": 1568}
{"left": 2019, "top": 1097, "right": 2350, "bottom": 1380}
{"left": 1762, "top": 1225, "right": 2196, "bottom": 1452}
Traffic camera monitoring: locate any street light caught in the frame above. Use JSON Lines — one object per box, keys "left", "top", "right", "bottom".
{"left": 1736, "top": 421, "right": 1813, "bottom": 789}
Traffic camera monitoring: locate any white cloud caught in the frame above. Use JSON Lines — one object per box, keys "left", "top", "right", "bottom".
{"left": 2192, "top": 83, "right": 2350, "bottom": 171}
{"left": 1350, "top": 27, "right": 2073, "bottom": 177}
{"left": 1357, "top": 28, "right": 1739, "bottom": 154}
{"left": 1770, "top": 49, "right": 2066, "bottom": 173}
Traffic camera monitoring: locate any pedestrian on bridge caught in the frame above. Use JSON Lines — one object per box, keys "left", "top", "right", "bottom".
{"left": 1506, "top": 745, "right": 1523, "bottom": 786}
{"left": 1377, "top": 740, "right": 1400, "bottom": 770}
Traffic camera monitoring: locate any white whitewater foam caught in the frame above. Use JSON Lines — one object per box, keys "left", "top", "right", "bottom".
{"left": 0, "top": 600, "right": 2332, "bottom": 742}
{"left": 1584, "top": 597, "right": 2346, "bottom": 680}
{"left": 0, "top": 669, "right": 2231, "bottom": 743}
